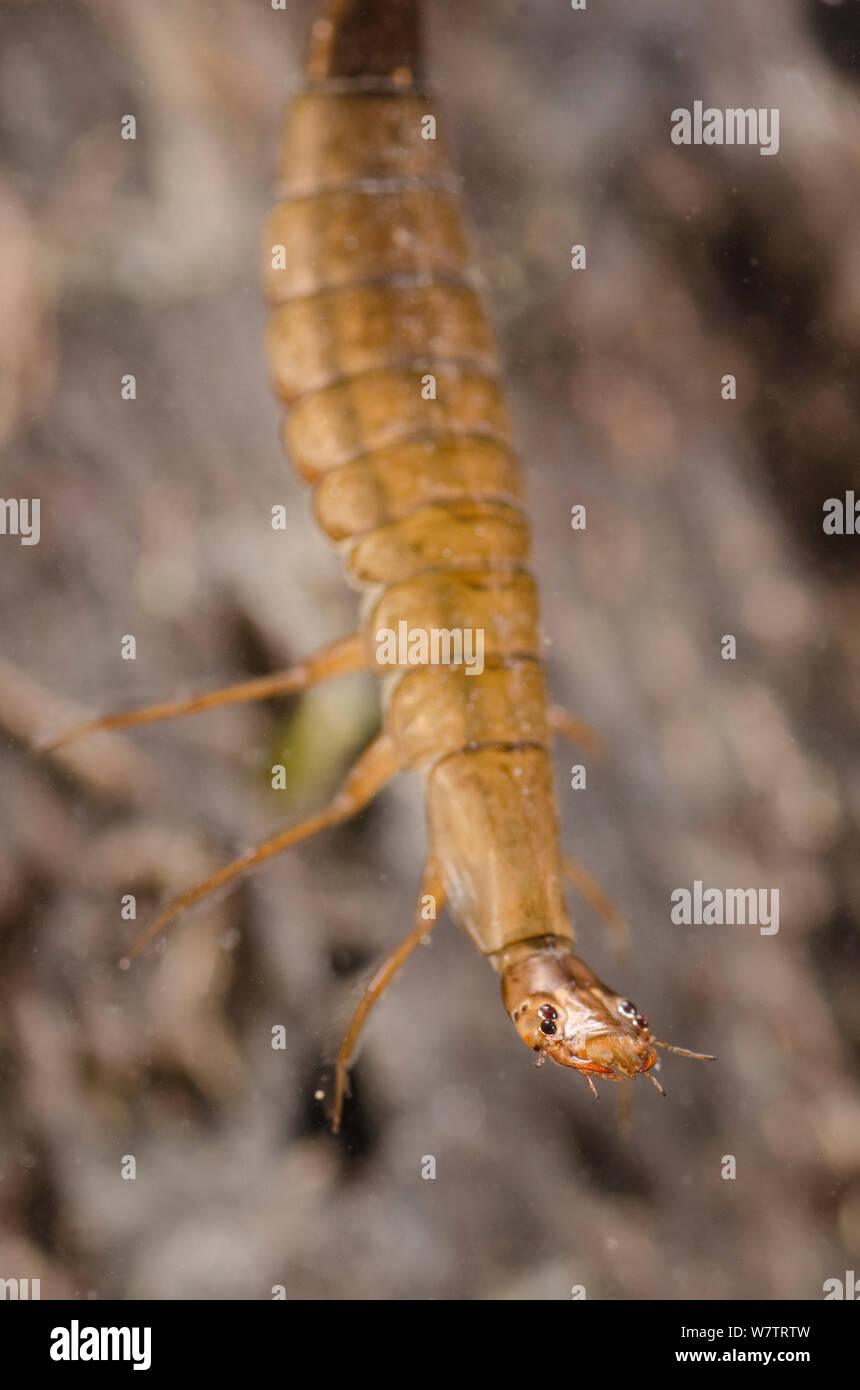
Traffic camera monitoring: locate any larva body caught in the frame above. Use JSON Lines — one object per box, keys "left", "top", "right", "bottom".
{"left": 43, "top": 0, "right": 712, "bottom": 1114}
{"left": 258, "top": 1, "right": 706, "bottom": 1100}
{"left": 263, "top": 59, "right": 574, "bottom": 961}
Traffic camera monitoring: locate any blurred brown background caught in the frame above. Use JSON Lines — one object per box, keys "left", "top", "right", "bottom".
{"left": 1, "top": 0, "right": 858, "bottom": 1300}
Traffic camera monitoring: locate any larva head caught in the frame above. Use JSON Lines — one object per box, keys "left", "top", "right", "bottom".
{"left": 495, "top": 939, "right": 712, "bottom": 1092}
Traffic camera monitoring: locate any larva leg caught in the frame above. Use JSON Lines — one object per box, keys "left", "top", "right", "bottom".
{"left": 37, "top": 632, "right": 366, "bottom": 752}
{"left": 553, "top": 704, "right": 629, "bottom": 960}
{"left": 122, "top": 732, "right": 399, "bottom": 961}
{"left": 617, "top": 1085, "right": 633, "bottom": 1140}
{"left": 331, "top": 860, "right": 446, "bottom": 1135}
{"left": 547, "top": 705, "right": 603, "bottom": 754}
{"left": 561, "top": 855, "right": 632, "bottom": 964}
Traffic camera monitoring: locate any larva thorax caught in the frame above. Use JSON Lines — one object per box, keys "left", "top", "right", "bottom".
{"left": 263, "top": 40, "right": 574, "bottom": 964}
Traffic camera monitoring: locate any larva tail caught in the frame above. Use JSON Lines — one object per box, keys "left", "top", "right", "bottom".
{"left": 306, "top": 0, "right": 421, "bottom": 83}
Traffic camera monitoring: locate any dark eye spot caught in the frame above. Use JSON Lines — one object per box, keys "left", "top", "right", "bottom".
{"left": 617, "top": 999, "right": 637, "bottom": 1019}
{"left": 636, "top": 1014, "right": 649, "bottom": 1030}
{"left": 539, "top": 1019, "right": 557, "bottom": 1036}
{"left": 538, "top": 1003, "right": 558, "bottom": 1021}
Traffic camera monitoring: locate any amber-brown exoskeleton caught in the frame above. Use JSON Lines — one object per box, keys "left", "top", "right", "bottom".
{"left": 40, "top": 0, "right": 713, "bottom": 1130}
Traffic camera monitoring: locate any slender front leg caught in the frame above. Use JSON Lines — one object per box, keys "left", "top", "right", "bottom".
{"left": 123, "top": 732, "right": 399, "bottom": 961}
{"left": 37, "top": 632, "right": 366, "bottom": 751}
{"left": 331, "top": 859, "right": 446, "bottom": 1135}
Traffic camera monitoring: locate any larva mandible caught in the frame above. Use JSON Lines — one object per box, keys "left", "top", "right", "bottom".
{"left": 45, "top": 0, "right": 713, "bottom": 1130}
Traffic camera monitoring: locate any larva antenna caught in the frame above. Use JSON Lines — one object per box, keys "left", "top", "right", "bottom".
{"left": 653, "top": 1040, "right": 716, "bottom": 1062}
{"left": 306, "top": 0, "right": 422, "bottom": 84}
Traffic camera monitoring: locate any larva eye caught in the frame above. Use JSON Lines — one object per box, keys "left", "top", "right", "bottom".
{"left": 617, "top": 999, "right": 637, "bottom": 1019}
{"left": 536, "top": 1002, "right": 558, "bottom": 1036}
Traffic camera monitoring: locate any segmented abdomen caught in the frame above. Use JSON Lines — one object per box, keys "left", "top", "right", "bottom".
{"left": 264, "top": 80, "right": 571, "bottom": 954}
